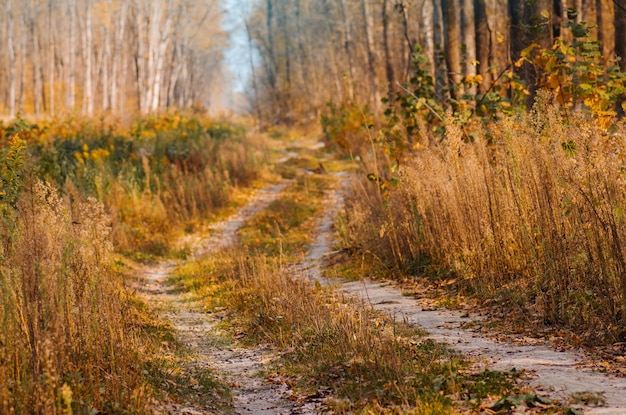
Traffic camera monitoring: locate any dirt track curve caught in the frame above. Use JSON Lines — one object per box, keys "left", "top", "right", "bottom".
{"left": 140, "top": 140, "right": 626, "bottom": 414}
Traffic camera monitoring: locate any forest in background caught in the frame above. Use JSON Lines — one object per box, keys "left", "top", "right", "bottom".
{"left": 3, "top": 0, "right": 626, "bottom": 413}
{"left": 246, "top": 0, "right": 626, "bottom": 123}
{"left": 0, "top": 0, "right": 225, "bottom": 118}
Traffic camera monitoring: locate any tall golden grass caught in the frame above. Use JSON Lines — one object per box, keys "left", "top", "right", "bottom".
{"left": 0, "top": 181, "right": 150, "bottom": 414}
{"left": 343, "top": 94, "right": 626, "bottom": 342}
{"left": 0, "top": 114, "right": 267, "bottom": 412}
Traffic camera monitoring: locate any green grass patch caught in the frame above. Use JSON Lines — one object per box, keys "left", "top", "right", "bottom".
{"left": 238, "top": 175, "right": 330, "bottom": 258}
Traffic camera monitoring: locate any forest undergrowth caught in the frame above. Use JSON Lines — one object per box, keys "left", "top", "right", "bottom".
{"left": 326, "top": 24, "right": 626, "bottom": 347}
{"left": 339, "top": 96, "right": 626, "bottom": 345}
{"left": 168, "top": 166, "right": 541, "bottom": 415}
{"left": 0, "top": 113, "right": 266, "bottom": 414}
{"left": 312, "top": 17, "right": 626, "bottom": 347}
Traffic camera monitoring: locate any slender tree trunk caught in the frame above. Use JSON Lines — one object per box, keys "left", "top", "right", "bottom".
{"left": 151, "top": 0, "right": 173, "bottom": 112}
{"left": 596, "top": 0, "right": 614, "bottom": 64}
{"left": 294, "top": 0, "right": 313, "bottom": 108}
{"left": 136, "top": 0, "right": 148, "bottom": 113}
{"left": 84, "top": 0, "right": 93, "bottom": 116}
{"left": 68, "top": 0, "right": 76, "bottom": 110}
{"left": 433, "top": 0, "right": 448, "bottom": 97}
{"left": 266, "top": 0, "right": 276, "bottom": 90}
{"left": 422, "top": 0, "right": 436, "bottom": 79}
{"left": 475, "top": 0, "right": 492, "bottom": 92}
{"left": 48, "top": 0, "right": 55, "bottom": 115}
{"left": 31, "top": 17, "right": 45, "bottom": 115}
{"left": 19, "top": 10, "right": 26, "bottom": 112}
{"left": 615, "top": 0, "right": 626, "bottom": 115}
{"left": 397, "top": 2, "right": 414, "bottom": 80}
{"left": 443, "top": 0, "right": 463, "bottom": 97}
{"left": 339, "top": 0, "right": 355, "bottom": 99}
{"left": 245, "top": 21, "right": 261, "bottom": 120}
{"left": 7, "top": 0, "right": 16, "bottom": 117}
{"left": 382, "top": 0, "right": 395, "bottom": 102}
{"left": 362, "top": 0, "right": 381, "bottom": 107}
{"left": 462, "top": 0, "right": 477, "bottom": 95}
{"left": 112, "top": 2, "right": 127, "bottom": 113}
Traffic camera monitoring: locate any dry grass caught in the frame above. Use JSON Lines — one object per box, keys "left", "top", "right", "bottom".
{"left": 342, "top": 94, "right": 626, "bottom": 342}
{"left": 0, "top": 115, "right": 269, "bottom": 413}
{"left": 237, "top": 174, "right": 329, "bottom": 258}
{"left": 5, "top": 113, "right": 268, "bottom": 257}
{"left": 0, "top": 181, "right": 152, "bottom": 414}
{"left": 226, "top": 256, "right": 460, "bottom": 413}
{"left": 167, "top": 164, "right": 530, "bottom": 414}
{"left": 171, "top": 249, "right": 536, "bottom": 414}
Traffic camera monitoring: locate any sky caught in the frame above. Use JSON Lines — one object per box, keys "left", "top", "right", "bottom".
{"left": 220, "top": 0, "right": 258, "bottom": 110}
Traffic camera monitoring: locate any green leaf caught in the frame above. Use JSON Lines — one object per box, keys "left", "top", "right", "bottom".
{"left": 366, "top": 173, "right": 378, "bottom": 182}
{"left": 566, "top": 8, "right": 578, "bottom": 20}
{"left": 571, "top": 23, "right": 589, "bottom": 38}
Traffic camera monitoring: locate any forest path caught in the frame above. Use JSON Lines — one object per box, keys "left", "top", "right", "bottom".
{"left": 304, "top": 172, "right": 626, "bottom": 414}
{"left": 138, "top": 178, "right": 320, "bottom": 415}
{"left": 139, "top": 134, "right": 626, "bottom": 414}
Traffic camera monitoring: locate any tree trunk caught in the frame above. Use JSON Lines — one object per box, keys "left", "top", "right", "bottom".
{"left": 7, "top": 0, "right": 16, "bottom": 117}
{"left": 382, "top": 0, "right": 395, "bottom": 102}
{"left": 136, "top": 0, "right": 148, "bottom": 113}
{"left": 47, "top": 0, "right": 55, "bottom": 115}
{"left": 68, "top": 0, "right": 76, "bottom": 110}
{"left": 615, "top": 0, "right": 626, "bottom": 115}
{"left": 266, "top": 0, "right": 276, "bottom": 90}
{"left": 19, "top": 9, "right": 26, "bottom": 112}
{"left": 596, "top": 0, "right": 614, "bottom": 65}
{"left": 84, "top": 0, "right": 93, "bottom": 116}
{"left": 475, "top": 0, "right": 492, "bottom": 93}
{"left": 530, "top": 0, "right": 554, "bottom": 48}
{"left": 434, "top": 0, "right": 448, "bottom": 97}
{"left": 462, "top": 0, "right": 477, "bottom": 95}
{"left": 151, "top": 0, "right": 173, "bottom": 112}
{"left": 421, "top": 0, "right": 436, "bottom": 79}
{"left": 362, "top": 0, "right": 381, "bottom": 108}
{"left": 112, "top": 2, "right": 127, "bottom": 113}
{"left": 339, "top": 0, "right": 355, "bottom": 99}
{"left": 443, "top": 0, "right": 463, "bottom": 97}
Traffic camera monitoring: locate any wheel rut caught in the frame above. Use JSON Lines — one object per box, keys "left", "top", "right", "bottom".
{"left": 138, "top": 180, "right": 319, "bottom": 415}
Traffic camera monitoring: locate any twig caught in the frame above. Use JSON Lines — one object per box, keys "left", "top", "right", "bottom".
{"left": 395, "top": 82, "right": 445, "bottom": 121}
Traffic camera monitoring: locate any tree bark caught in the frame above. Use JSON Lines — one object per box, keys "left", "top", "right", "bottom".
{"left": 382, "top": 0, "right": 395, "bottom": 102}
{"left": 112, "top": 2, "right": 127, "bottom": 113}
{"left": 421, "top": 0, "right": 436, "bottom": 79}
{"left": 69, "top": 0, "right": 76, "bottom": 110}
{"left": 615, "top": 0, "right": 626, "bottom": 115}
{"left": 7, "top": 0, "right": 16, "bottom": 117}
{"left": 462, "top": 0, "right": 477, "bottom": 95}
{"left": 84, "top": 0, "right": 93, "bottom": 116}
{"left": 339, "top": 0, "right": 355, "bottom": 99}
{"left": 47, "top": 0, "right": 55, "bottom": 115}
{"left": 443, "top": 0, "right": 463, "bottom": 97}
{"left": 362, "top": 0, "right": 381, "bottom": 107}
{"left": 475, "top": 0, "right": 492, "bottom": 92}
